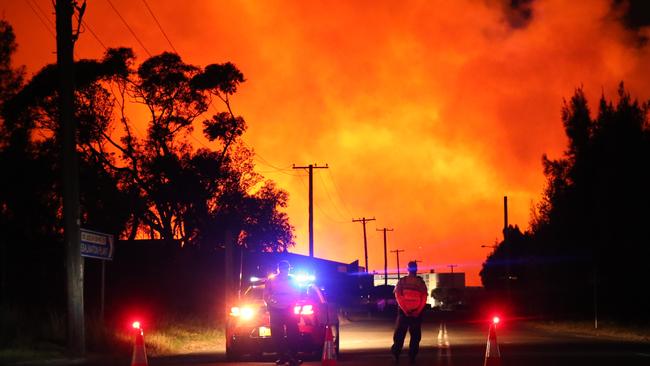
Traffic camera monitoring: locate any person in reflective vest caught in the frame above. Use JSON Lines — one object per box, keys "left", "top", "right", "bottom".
{"left": 391, "top": 260, "right": 428, "bottom": 364}
{"left": 264, "top": 260, "right": 302, "bottom": 366}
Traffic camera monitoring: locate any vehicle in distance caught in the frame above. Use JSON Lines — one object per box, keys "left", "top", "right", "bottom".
{"left": 225, "top": 275, "right": 339, "bottom": 360}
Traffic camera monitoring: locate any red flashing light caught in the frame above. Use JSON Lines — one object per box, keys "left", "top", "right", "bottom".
{"left": 132, "top": 321, "right": 141, "bottom": 329}
{"left": 492, "top": 316, "right": 500, "bottom": 324}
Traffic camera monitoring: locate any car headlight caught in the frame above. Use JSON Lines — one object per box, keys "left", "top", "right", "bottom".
{"left": 241, "top": 306, "right": 255, "bottom": 320}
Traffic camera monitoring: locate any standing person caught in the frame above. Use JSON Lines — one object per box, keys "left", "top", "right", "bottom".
{"left": 391, "top": 261, "right": 428, "bottom": 364}
{"left": 264, "top": 260, "right": 302, "bottom": 366}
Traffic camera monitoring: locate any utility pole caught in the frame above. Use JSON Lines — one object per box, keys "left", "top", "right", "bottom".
{"left": 448, "top": 264, "right": 458, "bottom": 273}
{"left": 376, "top": 228, "right": 393, "bottom": 285}
{"left": 57, "top": 0, "right": 85, "bottom": 356}
{"left": 353, "top": 217, "right": 376, "bottom": 272}
{"left": 503, "top": 196, "right": 511, "bottom": 301}
{"left": 293, "top": 164, "right": 328, "bottom": 257}
{"left": 390, "top": 249, "right": 405, "bottom": 278}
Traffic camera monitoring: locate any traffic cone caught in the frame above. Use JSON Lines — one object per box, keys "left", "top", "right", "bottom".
{"left": 321, "top": 325, "right": 337, "bottom": 366}
{"left": 483, "top": 323, "right": 501, "bottom": 366}
{"left": 131, "top": 327, "right": 148, "bottom": 366}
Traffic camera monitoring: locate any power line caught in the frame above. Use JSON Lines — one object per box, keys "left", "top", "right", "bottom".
{"left": 140, "top": 0, "right": 178, "bottom": 53}
{"left": 316, "top": 170, "right": 348, "bottom": 221}
{"left": 326, "top": 169, "right": 354, "bottom": 217}
{"left": 296, "top": 174, "right": 347, "bottom": 224}
{"left": 26, "top": 0, "right": 56, "bottom": 39}
{"left": 30, "top": 0, "right": 55, "bottom": 29}
{"left": 105, "top": 0, "right": 152, "bottom": 57}
{"left": 76, "top": 16, "right": 107, "bottom": 50}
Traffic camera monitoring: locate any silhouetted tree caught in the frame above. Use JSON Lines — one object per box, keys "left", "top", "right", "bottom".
{"left": 89, "top": 51, "right": 294, "bottom": 250}
{"left": 482, "top": 85, "right": 650, "bottom": 321}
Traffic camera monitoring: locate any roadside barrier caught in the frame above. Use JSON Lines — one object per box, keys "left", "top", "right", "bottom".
{"left": 483, "top": 321, "right": 501, "bottom": 366}
{"left": 131, "top": 322, "right": 148, "bottom": 366}
{"left": 322, "top": 325, "right": 337, "bottom": 366}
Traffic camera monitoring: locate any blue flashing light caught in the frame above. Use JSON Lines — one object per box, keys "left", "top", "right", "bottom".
{"left": 289, "top": 272, "right": 316, "bottom": 286}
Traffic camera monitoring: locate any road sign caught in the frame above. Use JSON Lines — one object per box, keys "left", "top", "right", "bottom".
{"left": 80, "top": 228, "right": 114, "bottom": 260}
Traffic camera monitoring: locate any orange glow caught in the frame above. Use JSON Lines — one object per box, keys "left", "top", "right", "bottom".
{"left": 4, "top": 1, "right": 650, "bottom": 285}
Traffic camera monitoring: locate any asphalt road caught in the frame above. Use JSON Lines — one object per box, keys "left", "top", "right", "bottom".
{"left": 96, "top": 314, "right": 650, "bottom": 366}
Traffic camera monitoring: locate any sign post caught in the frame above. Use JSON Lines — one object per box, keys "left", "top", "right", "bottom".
{"left": 80, "top": 229, "right": 114, "bottom": 323}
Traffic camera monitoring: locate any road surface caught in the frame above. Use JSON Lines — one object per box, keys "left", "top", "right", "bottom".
{"left": 91, "top": 314, "right": 650, "bottom": 366}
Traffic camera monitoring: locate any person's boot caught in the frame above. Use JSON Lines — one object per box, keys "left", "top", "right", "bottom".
{"left": 391, "top": 350, "right": 400, "bottom": 363}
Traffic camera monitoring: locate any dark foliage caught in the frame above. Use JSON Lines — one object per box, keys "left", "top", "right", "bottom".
{"left": 481, "top": 85, "right": 650, "bottom": 322}
{"left": 0, "top": 18, "right": 293, "bottom": 345}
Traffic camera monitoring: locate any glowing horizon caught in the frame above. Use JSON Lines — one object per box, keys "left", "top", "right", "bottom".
{"left": 4, "top": 0, "right": 650, "bottom": 285}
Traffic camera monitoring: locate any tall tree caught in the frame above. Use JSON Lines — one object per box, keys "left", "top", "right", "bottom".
{"left": 482, "top": 85, "right": 650, "bottom": 320}
{"left": 93, "top": 51, "right": 294, "bottom": 250}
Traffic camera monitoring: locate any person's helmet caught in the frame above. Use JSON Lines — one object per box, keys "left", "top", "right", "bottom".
{"left": 277, "top": 260, "right": 291, "bottom": 272}
{"left": 407, "top": 261, "right": 418, "bottom": 273}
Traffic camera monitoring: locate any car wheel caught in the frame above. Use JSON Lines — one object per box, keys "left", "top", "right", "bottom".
{"left": 226, "top": 343, "right": 242, "bottom": 361}
{"left": 333, "top": 324, "right": 340, "bottom": 357}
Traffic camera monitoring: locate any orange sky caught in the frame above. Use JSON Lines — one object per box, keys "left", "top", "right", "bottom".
{"left": 3, "top": 0, "right": 650, "bottom": 285}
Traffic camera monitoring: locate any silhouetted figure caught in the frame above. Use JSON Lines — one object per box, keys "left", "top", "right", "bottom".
{"left": 391, "top": 261, "right": 428, "bottom": 364}
{"left": 264, "top": 260, "right": 302, "bottom": 366}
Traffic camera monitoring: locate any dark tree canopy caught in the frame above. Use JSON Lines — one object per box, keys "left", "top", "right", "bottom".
{"left": 1, "top": 42, "right": 294, "bottom": 252}
{"left": 481, "top": 85, "right": 650, "bottom": 321}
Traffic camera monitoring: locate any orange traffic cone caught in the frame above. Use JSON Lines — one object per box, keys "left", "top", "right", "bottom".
{"left": 321, "top": 325, "right": 337, "bottom": 366}
{"left": 483, "top": 323, "right": 501, "bottom": 366}
{"left": 131, "top": 326, "right": 148, "bottom": 366}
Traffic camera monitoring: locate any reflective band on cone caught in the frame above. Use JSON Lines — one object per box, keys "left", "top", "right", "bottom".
{"left": 322, "top": 325, "right": 337, "bottom": 366}
{"left": 131, "top": 329, "right": 148, "bottom": 366}
{"left": 483, "top": 323, "right": 501, "bottom": 366}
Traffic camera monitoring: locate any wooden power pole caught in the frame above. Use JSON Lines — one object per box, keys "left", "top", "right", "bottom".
{"left": 293, "top": 164, "right": 328, "bottom": 257}
{"left": 56, "top": 0, "right": 85, "bottom": 356}
{"left": 390, "top": 249, "right": 405, "bottom": 278}
{"left": 376, "top": 228, "right": 393, "bottom": 285}
{"left": 353, "top": 217, "right": 375, "bottom": 272}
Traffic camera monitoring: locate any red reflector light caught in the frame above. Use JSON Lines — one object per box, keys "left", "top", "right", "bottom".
{"left": 301, "top": 304, "right": 314, "bottom": 315}
{"left": 294, "top": 304, "right": 315, "bottom": 315}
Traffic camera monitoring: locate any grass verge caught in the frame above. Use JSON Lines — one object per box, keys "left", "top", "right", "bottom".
{"left": 528, "top": 320, "right": 650, "bottom": 343}
{"left": 113, "top": 315, "right": 225, "bottom": 356}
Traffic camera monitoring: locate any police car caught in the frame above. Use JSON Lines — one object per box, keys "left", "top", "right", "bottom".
{"left": 225, "top": 274, "right": 340, "bottom": 360}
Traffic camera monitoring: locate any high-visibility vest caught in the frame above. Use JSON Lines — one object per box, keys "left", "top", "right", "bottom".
{"left": 395, "top": 275, "right": 427, "bottom": 313}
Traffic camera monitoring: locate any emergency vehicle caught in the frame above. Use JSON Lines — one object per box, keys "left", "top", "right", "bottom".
{"left": 225, "top": 274, "right": 340, "bottom": 360}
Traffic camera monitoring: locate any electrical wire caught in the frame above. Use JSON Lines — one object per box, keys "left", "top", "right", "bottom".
{"left": 105, "top": 0, "right": 152, "bottom": 57}
{"left": 316, "top": 170, "right": 350, "bottom": 221}
{"left": 140, "top": 0, "right": 178, "bottom": 53}
{"left": 326, "top": 169, "right": 354, "bottom": 217}
{"left": 296, "top": 174, "right": 348, "bottom": 224}
{"left": 26, "top": 0, "right": 55, "bottom": 39}
{"left": 30, "top": 0, "right": 55, "bottom": 29}
{"left": 76, "top": 16, "right": 108, "bottom": 50}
